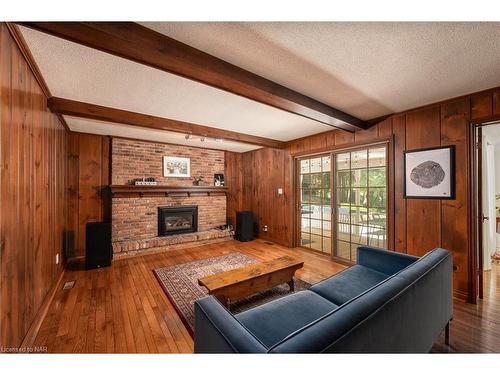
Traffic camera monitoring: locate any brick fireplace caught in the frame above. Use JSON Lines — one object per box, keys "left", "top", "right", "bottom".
{"left": 111, "top": 138, "right": 231, "bottom": 257}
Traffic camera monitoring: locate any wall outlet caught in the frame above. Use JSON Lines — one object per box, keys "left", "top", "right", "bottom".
{"left": 277, "top": 188, "right": 283, "bottom": 195}
{"left": 56, "top": 253, "right": 59, "bottom": 265}
{"left": 262, "top": 225, "right": 269, "bottom": 232}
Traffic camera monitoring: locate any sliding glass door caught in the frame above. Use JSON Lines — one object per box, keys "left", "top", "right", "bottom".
{"left": 297, "top": 144, "right": 388, "bottom": 262}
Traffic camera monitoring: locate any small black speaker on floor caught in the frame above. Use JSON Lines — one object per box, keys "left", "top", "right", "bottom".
{"left": 85, "top": 222, "right": 112, "bottom": 270}
{"left": 235, "top": 211, "right": 255, "bottom": 242}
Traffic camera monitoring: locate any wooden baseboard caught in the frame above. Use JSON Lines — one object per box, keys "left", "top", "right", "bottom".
{"left": 453, "top": 288, "right": 469, "bottom": 302}
{"left": 19, "top": 268, "right": 65, "bottom": 349}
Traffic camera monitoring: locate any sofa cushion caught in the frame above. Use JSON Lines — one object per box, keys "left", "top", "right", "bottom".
{"left": 235, "top": 290, "right": 338, "bottom": 348}
{"left": 310, "top": 265, "right": 389, "bottom": 305}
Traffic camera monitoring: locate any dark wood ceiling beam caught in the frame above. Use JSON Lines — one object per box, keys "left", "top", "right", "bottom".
{"left": 47, "top": 97, "right": 285, "bottom": 149}
{"left": 19, "top": 22, "right": 367, "bottom": 132}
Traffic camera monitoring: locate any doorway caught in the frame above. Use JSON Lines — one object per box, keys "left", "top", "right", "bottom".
{"left": 473, "top": 121, "right": 500, "bottom": 301}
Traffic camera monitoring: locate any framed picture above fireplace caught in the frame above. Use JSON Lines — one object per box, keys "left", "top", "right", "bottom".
{"left": 163, "top": 156, "right": 191, "bottom": 177}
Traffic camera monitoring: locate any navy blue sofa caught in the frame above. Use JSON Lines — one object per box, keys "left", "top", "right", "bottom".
{"left": 194, "top": 246, "right": 453, "bottom": 353}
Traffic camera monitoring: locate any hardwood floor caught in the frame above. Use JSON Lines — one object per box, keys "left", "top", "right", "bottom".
{"left": 33, "top": 240, "right": 500, "bottom": 353}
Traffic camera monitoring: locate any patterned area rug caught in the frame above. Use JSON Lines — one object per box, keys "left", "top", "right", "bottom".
{"left": 153, "top": 252, "right": 310, "bottom": 336}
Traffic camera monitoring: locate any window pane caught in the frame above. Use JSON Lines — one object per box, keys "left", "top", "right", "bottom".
{"left": 301, "top": 217, "right": 311, "bottom": 232}
{"left": 368, "top": 167, "right": 386, "bottom": 187}
{"left": 336, "top": 170, "right": 352, "bottom": 188}
{"left": 336, "top": 222, "right": 350, "bottom": 242}
{"left": 322, "top": 190, "right": 331, "bottom": 206}
{"left": 310, "top": 173, "right": 323, "bottom": 188}
{"left": 369, "top": 208, "right": 386, "bottom": 228}
{"left": 322, "top": 237, "right": 332, "bottom": 254}
{"left": 336, "top": 188, "right": 351, "bottom": 205}
{"left": 310, "top": 189, "right": 322, "bottom": 204}
{"left": 352, "top": 169, "right": 368, "bottom": 187}
{"left": 322, "top": 172, "right": 331, "bottom": 190}
{"left": 367, "top": 227, "right": 386, "bottom": 248}
{"left": 310, "top": 234, "right": 323, "bottom": 251}
{"left": 300, "top": 159, "right": 310, "bottom": 173}
{"left": 322, "top": 220, "right": 332, "bottom": 236}
{"left": 310, "top": 204, "right": 322, "bottom": 220}
{"left": 368, "top": 188, "right": 386, "bottom": 208}
{"left": 369, "top": 147, "right": 386, "bottom": 167}
{"left": 301, "top": 174, "right": 311, "bottom": 189}
{"left": 350, "top": 224, "right": 368, "bottom": 245}
{"left": 310, "top": 219, "right": 322, "bottom": 235}
{"left": 301, "top": 232, "right": 311, "bottom": 247}
{"left": 351, "top": 150, "right": 368, "bottom": 169}
{"left": 336, "top": 153, "right": 350, "bottom": 170}
{"left": 350, "top": 206, "right": 367, "bottom": 226}
{"left": 310, "top": 157, "right": 322, "bottom": 173}
{"left": 301, "top": 189, "right": 310, "bottom": 203}
{"left": 322, "top": 204, "right": 332, "bottom": 222}
{"left": 322, "top": 156, "right": 331, "bottom": 172}
{"left": 351, "top": 187, "right": 368, "bottom": 207}
{"left": 336, "top": 240, "right": 351, "bottom": 259}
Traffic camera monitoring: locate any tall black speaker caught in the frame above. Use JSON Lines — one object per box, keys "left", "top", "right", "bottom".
{"left": 235, "top": 211, "right": 254, "bottom": 242}
{"left": 85, "top": 222, "right": 112, "bottom": 270}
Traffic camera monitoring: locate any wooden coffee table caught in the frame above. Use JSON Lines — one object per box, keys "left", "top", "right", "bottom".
{"left": 198, "top": 256, "right": 304, "bottom": 308}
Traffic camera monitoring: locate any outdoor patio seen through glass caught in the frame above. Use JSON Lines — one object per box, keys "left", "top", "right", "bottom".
{"left": 298, "top": 145, "right": 387, "bottom": 262}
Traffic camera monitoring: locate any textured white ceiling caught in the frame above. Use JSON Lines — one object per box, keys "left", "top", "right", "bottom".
{"left": 19, "top": 26, "right": 333, "bottom": 149}
{"left": 142, "top": 22, "right": 500, "bottom": 119}
{"left": 19, "top": 23, "right": 500, "bottom": 152}
{"left": 64, "top": 116, "right": 261, "bottom": 152}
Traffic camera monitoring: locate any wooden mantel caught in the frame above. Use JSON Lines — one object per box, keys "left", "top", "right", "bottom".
{"left": 110, "top": 185, "right": 228, "bottom": 197}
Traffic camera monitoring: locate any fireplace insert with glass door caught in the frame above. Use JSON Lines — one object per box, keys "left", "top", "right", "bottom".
{"left": 158, "top": 205, "right": 198, "bottom": 236}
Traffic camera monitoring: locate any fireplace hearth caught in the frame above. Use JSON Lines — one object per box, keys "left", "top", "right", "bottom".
{"left": 158, "top": 206, "right": 198, "bottom": 236}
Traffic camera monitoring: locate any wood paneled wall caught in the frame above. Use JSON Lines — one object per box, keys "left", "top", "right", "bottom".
{"left": 1, "top": 24, "right": 68, "bottom": 348}
{"left": 231, "top": 86, "right": 500, "bottom": 300}
{"left": 225, "top": 148, "right": 293, "bottom": 247}
{"left": 67, "top": 132, "right": 111, "bottom": 258}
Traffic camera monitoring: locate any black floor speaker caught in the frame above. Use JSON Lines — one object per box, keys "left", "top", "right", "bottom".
{"left": 235, "top": 211, "right": 254, "bottom": 242}
{"left": 85, "top": 222, "right": 112, "bottom": 270}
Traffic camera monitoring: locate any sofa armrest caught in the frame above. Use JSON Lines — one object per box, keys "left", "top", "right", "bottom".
{"left": 194, "top": 296, "right": 268, "bottom": 353}
{"left": 357, "top": 246, "right": 419, "bottom": 275}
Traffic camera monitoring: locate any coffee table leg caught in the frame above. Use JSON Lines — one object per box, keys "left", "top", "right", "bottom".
{"left": 287, "top": 279, "right": 295, "bottom": 292}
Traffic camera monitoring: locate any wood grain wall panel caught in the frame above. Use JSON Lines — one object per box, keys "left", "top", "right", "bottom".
{"left": 224, "top": 151, "right": 244, "bottom": 227}
{"left": 471, "top": 92, "right": 493, "bottom": 121}
{"left": 494, "top": 89, "right": 500, "bottom": 116}
{"left": 405, "top": 106, "right": 442, "bottom": 256}
{"left": 377, "top": 117, "right": 393, "bottom": 138}
{"left": 66, "top": 132, "right": 110, "bottom": 257}
{"left": 392, "top": 115, "right": 407, "bottom": 252}
{"left": 354, "top": 124, "right": 378, "bottom": 143}
{"left": 308, "top": 132, "right": 328, "bottom": 151}
{"left": 440, "top": 99, "right": 470, "bottom": 295}
{"left": 334, "top": 129, "right": 355, "bottom": 146}
{"left": 238, "top": 147, "right": 292, "bottom": 247}
{"left": 1, "top": 24, "right": 67, "bottom": 348}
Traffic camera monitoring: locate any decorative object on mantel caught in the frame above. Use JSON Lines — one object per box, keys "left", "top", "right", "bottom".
{"left": 133, "top": 177, "right": 158, "bottom": 186}
{"left": 404, "top": 145, "right": 455, "bottom": 199}
{"left": 193, "top": 176, "right": 205, "bottom": 186}
{"left": 163, "top": 156, "right": 190, "bottom": 177}
{"left": 153, "top": 253, "right": 310, "bottom": 335}
{"left": 214, "top": 173, "right": 225, "bottom": 187}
